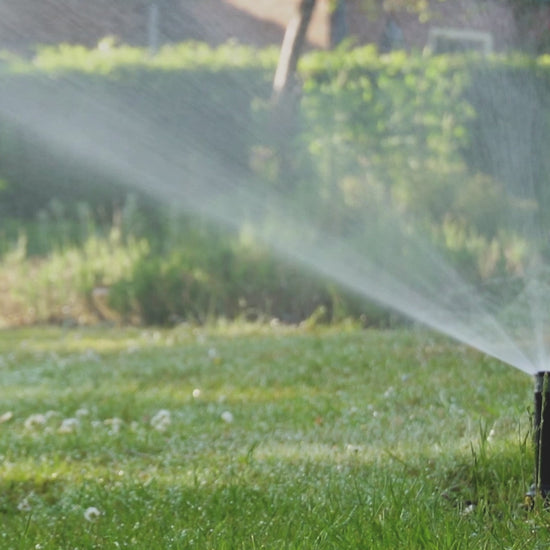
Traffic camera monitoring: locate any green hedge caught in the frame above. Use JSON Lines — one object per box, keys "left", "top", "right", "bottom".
{"left": 1, "top": 43, "right": 549, "bottom": 325}
{"left": 296, "top": 47, "right": 550, "bottom": 233}
{"left": 0, "top": 42, "right": 275, "bottom": 220}
{"left": 2, "top": 43, "right": 548, "bottom": 237}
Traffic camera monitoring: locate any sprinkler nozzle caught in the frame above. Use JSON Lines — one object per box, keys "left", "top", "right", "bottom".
{"left": 526, "top": 371, "right": 550, "bottom": 506}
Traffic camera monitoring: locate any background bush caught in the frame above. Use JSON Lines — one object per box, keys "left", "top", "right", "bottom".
{"left": 0, "top": 43, "right": 548, "bottom": 326}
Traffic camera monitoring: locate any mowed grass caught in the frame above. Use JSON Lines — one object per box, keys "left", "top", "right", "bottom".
{"left": 0, "top": 324, "right": 546, "bottom": 549}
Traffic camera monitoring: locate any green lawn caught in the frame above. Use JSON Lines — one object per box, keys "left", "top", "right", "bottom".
{"left": 0, "top": 324, "right": 545, "bottom": 548}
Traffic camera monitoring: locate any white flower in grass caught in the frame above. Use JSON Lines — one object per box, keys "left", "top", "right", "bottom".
{"left": 192, "top": 388, "right": 202, "bottom": 399}
{"left": 24, "top": 414, "right": 46, "bottom": 430}
{"left": 150, "top": 409, "right": 171, "bottom": 432}
{"left": 58, "top": 417, "right": 80, "bottom": 434}
{"left": 45, "top": 410, "right": 60, "bottom": 421}
{"left": 75, "top": 408, "right": 90, "bottom": 418}
{"left": 208, "top": 348, "right": 219, "bottom": 361}
{"left": 17, "top": 496, "right": 32, "bottom": 512}
{"left": 82, "top": 349, "right": 100, "bottom": 362}
{"left": 221, "top": 411, "right": 234, "bottom": 424}
{"left": 84, "top": 506, "right": 102, "bottom": 522}
{"left": 104, "top": 417, "right": 124, "bottom": 435}
{"left": 0, "top": 411, "right": 13, "bottom": 424}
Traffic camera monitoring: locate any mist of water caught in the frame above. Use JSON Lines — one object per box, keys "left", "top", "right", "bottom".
{"left": 1, "top": 8, "right": 549, "bottom": 375}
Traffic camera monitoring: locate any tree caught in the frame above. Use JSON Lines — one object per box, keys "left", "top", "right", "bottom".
{"left": 272, "top": 0, "right": 449, "bottom": 102}
{"left": 269, "top": 0, "right": 317, "bottom": 189}
{"left": 505, "top": 0, "right": 550, "bottom": 52}
{"left": 272, "top": 0, "right": 317, "bottom": 105}
{"left": 269, "top": 0, "right": 450, "bottom": 188}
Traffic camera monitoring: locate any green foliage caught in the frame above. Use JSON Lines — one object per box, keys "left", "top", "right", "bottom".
{"left": 0, "top": 221, "right": 148, "bottom": 326}
{"left": 108, "top": 221, "right": 349, "bottom": 326}
{"left": 0, "top": 203, "right": 372, "bottom": 327}
{"left": 29, "top": 40, "right": 278, "bottom": 74}
{"left": 0, "top": 42, "right": 274, "bottom": 220}
{"left": 289, "top": 47, "right": 550, "bottom": 286}
{"left": 110, "top": 248, "right": 219, "bottom": 325}
{"left": 2, "top": 43, "right": 550, "bottom": 325}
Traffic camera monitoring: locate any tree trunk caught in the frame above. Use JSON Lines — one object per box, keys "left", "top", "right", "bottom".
{"left": 272, "top": 0, "right": 316, "bottom": 104}
{"left": 270, "top": 0, "right": 317, "bottom": 189}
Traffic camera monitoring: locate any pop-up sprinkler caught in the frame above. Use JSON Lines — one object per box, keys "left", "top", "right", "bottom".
{"left": 526, "top": 372, "right": 550, "bottom": 506}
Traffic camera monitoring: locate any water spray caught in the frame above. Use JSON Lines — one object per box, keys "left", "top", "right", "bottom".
{"left": 526, "top": 372, "right": 550, "bottom": 505}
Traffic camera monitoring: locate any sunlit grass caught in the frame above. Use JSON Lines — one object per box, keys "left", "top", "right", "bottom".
{"left": 0, "top": 324, "right": 546, "bottom": 548}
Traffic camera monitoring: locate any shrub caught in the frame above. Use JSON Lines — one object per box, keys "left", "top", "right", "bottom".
{"left": 107, "top": 225, "right": 351, "bottom": 326}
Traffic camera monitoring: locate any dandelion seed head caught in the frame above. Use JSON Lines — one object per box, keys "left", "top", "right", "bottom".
{"left": 104, "top": 417, "right": 124, "bottom": 435}
{"left": 17, "top": 497, "right": 32, "bottom": 512}
{"left": 0, "top": 411, "right": 13, "bottom": 424}
{"left": 150, "top": 409, "right": 171, "bottom": 432}
{"left": 24, "top": 413, "right": 47, "bottom": 430}
{"left": 192, "top": 388, "right": 201, "bottom": 399}
{"left": 221, "top": 411, "right": 234, "bottom": 423}
{"left": 58, "top": 417, "right": 80, "bottom": 434}
{"left": 84, "top": 506, "right": 102, "bottom": 521}
{"left": 83, "top": 349, "right": 100, "bottom": 362}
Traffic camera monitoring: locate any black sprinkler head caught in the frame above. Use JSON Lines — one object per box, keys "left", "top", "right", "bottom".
{"left": 526, "top": 372, "right": 550, "bottom": 506}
